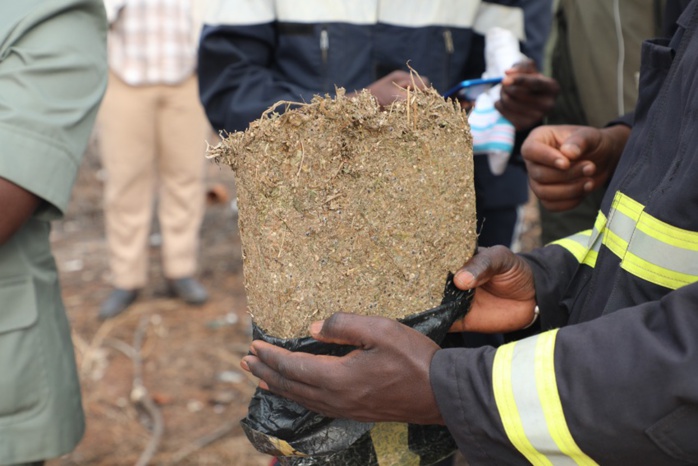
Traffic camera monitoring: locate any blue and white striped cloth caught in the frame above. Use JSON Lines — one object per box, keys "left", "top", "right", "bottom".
{"left": 468, "top": 27, "right": 525, "bottom": 175}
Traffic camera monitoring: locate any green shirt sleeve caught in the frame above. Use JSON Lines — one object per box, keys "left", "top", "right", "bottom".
{"left": 0, "top": 0, "right": 107, "bottom": 220}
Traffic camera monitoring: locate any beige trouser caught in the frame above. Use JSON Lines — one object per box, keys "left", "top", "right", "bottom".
{"left": 98, "top": 72, "right": 208, "bottom": 289}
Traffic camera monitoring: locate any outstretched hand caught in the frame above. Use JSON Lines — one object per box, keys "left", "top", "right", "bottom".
{"left": 522, "top": 124, "right": 630, "bottom": 211}
{"left": 496, "top": 59, "right": 559, "bottom": 131}
{"left": 450, "top": 246, "right": 537, "bottom": 333}
{"left": 241, "top": 313, "right": 444, "bottom": 425}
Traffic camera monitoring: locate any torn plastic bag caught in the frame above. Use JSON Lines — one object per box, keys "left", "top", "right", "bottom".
{"left": 240, "top": 273, "right": 473, "bottom": 466}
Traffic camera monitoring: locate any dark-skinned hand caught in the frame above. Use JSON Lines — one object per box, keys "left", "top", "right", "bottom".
{"left": 449, "top": 245, "right": 537, "bottom": 333}
{"left": 521, "top": 124, "right": 630, "bottom": 212}
{"left": 240, "top": 312, "right": 444, "bottom": 425}
{"left": 495, "top": 59, "right": 559, "bottom": 131}
{"left": 358, "top": 70, "right": 431, "bottom": 108}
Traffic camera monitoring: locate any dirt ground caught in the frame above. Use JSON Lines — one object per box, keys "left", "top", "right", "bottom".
{"left": 45, "top": 138, "right": 541, "bottom": 466}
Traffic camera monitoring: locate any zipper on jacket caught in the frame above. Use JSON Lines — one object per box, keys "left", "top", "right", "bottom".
{"left": 440, "top": 29, "right": 455, "bottom": 86}
{"left": 443, "top": 28, "right": 454, "bottom": 86}
{"left": 320, "top": 27, "right": 330, "bottom": 92}
{"left": 443, "top": 28, "right": 454, "bottom": 54}
{"left": 320, "top": 27, "right": 329, "bottom": 64}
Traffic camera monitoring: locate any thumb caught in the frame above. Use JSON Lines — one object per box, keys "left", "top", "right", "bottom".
{"left": 453, "top": 246, "right": 517, "bottom": 290}
{"left": 309, "top": 312, "right": 382, "bottom": 348}
{"left": 560, "top": 127, "right": 600, "bottom": 162}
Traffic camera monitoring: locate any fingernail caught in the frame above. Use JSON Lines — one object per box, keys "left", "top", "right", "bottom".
{"left": 309, "top": 320, "right": 324, "bottom": 337}
{"left": 582, "top": 164, "right": 595, "bottom": 176}
{"left": 584, "top": 181, "right": 594, "bottom": 192}
{"left": 554, "top": 158, "right": 567, "bottom": 169}
{"left": 561, "top": 143, "right": 581, "bottom": 157}
{"left": 249, "top": 344, "right": 258, "bottom": 356}
{"left": 259, "top": 381, "right": 270, "bottom": 391}
{"left": 240, "top": 358, "right": 250, "bottom": 372}
{"left": 455, "top": 270, "right": 476, "bottom": 288}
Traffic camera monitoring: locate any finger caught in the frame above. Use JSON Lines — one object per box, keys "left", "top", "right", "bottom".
{"left": 495, "top": 98, "right": 546, "bottom": 130}
{"left": 453, "top": 245, "right": 517, "bottom": 289}
{"left": 249, "top": 340, "right": 344, "bottom": 388}
{"left": 506, "top": 74, "right": 560, "bottom": 97}
{"left": 558, "top": 128, "right": 602, "bottom": 162}
{"left": 526, "top": 161, "right": 593, "bottom": 185}
{"left": 312, "top": 312, "right": 395, "bottom": 349}
{"left": 521, "top": 138, "right": 571, "bottom": 170}
{"left": 532, "top": 179, "right": 590, "bottom": 206}
{"left": 497, "top": 90, "right": 554, "bottom": 117}
{"left": 242, "top": 353, "right": 334, "bottom": 414}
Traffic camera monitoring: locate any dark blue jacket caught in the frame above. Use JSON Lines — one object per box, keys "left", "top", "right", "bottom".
{"left": 432, "top": 2, "right": 698, "bottom": 463}
{"left": 198, "top": 0, "right": 552, "bottom": 215}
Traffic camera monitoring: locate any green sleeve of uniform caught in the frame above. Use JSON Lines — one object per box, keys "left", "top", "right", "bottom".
{"left": 0, "top": 0, "right": 107, "bottom": 220}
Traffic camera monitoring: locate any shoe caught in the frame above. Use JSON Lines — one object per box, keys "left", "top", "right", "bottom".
{"left": 99, "top": 288, "right": 139, "bottom": 320}
{"left": 167, "top": 277, "right": 208, "bottom": 305}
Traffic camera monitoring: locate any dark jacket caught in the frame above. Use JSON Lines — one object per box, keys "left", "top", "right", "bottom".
{"left": 198, "top": 0, "right": 552, "bottom": 216}
{"left": 432, "top": 2, "right": 698, "bottom": 464}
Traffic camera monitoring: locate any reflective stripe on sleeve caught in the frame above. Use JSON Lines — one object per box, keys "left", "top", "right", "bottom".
{"left": 492, "top": 330, "right": 598, "bottom": 465}
{"left": 549, "top": 191, "right": 698, "bottom": 289}
{"left": 550, "top": 210, "right": 606, "bottom": 268}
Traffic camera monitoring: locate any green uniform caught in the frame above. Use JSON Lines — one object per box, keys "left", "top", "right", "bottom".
{"left": 0, "top": 1, "right": 107, "bottom": 463}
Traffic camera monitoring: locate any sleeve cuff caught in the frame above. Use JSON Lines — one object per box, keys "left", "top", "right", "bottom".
{"left": 0, "top": 123, "right": 79, "bottom": 220}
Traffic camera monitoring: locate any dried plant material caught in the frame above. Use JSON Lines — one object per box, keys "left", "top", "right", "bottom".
{"left": 209, "top": 87, "right": 477, "bottom": 339}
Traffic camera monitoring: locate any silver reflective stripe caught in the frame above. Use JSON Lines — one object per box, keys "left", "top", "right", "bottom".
{"left": 493, "top": 332, "right": 599, "bottom": 465}
{"left": 629, "top": 227, "right": 698, "bottom": 276}
{"left": 552, "top": 192, "right": 698, "bottom": 288}
{"left": 509, "top": 338, "right": 579, "bottom": 465}
{"left": 605, "top": 192, "right": 698, "bottom": 288}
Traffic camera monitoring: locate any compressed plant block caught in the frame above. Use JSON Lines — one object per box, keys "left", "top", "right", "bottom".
{"left": 209, "top": 87, "right": 477, "bottom": 340}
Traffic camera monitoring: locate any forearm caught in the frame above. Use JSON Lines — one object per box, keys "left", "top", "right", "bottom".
{"left": 432, "top": 282, "right": 698, "bottom": 464}
{"left": 0, "top": 177, "right": 40, "bottom": 245}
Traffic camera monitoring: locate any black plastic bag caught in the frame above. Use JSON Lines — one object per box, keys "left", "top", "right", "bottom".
{"left": 241, "top": 273, "right": 473, "bottom": 465}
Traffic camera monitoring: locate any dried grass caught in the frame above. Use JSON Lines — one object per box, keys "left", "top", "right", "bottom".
{"left": 209, "top": 87, "right": 477, "bottom": 339}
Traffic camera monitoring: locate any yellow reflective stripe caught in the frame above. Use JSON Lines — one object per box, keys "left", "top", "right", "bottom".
{"left": 598, "top": 192, "right": 698, "bottom": 289}
{"left": 370, "top": 422, "right": 420, "bottom": 466}
{"left": 592, "top": 209, "right": 607, "bottom": 235}
{"left": 493, "top": 342, "right": 552, "bottom": 465}
{"left": 613, "top": 192, "right": 643, "bottom": 222}
{"left": 536, "top": 332, "right": 598, "bottom": 465}
{"left": 621, "top": 251, "right": 698, "bottom": 289}
{"left": 584, "top": 211, "right": 607, "bottom": 267}
{"left": 581, "top": 249, "right": 598, "bottom": 268}
{"left": 637, "top": 210, "right": 698, "bottom": 250}
{"left": 550, "top": 210, "right": 608, "bottom": 268}
{"left": 493, "top": 333, "right": 598, "bottom": 465}
{"left": 602, "top": 227, "right": 628, "bottom": 260}
{"left": 551, "top": 234, "right": 589, "bottom": 263}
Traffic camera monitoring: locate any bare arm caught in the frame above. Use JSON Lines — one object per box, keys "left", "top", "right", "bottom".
{"left": 0, "top": 177, "right": 40, "bottom": 245}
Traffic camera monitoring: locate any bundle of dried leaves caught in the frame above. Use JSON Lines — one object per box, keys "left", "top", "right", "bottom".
{"left": 209, "top": 86, "right": 476, "bottom": 339}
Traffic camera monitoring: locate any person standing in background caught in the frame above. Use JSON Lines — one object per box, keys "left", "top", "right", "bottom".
{"left": 98, "top": 0, "right": 212, "bottom": 319}
{"left": 198, "top": 0, "right": 558, "bottom": 252}
{"left": 0, "top": 0, "right": 107, "bottom": 464}
{"left": 537, "top": 0, "right": 665, "bottom": 244}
